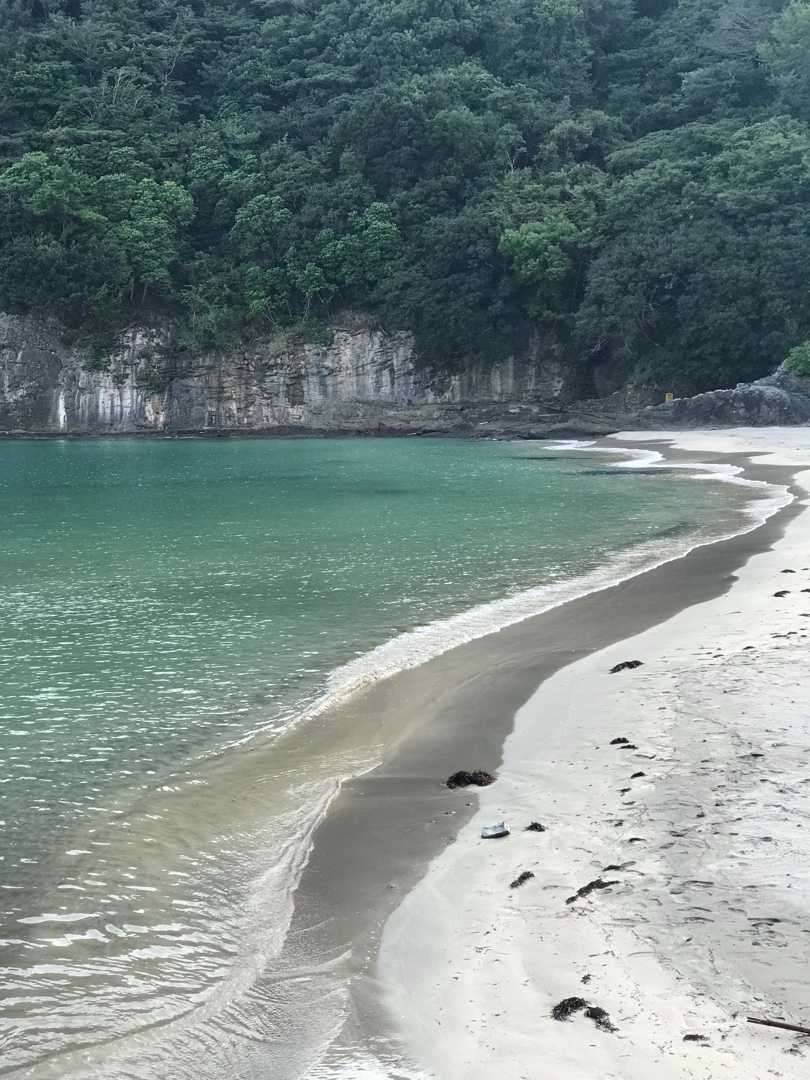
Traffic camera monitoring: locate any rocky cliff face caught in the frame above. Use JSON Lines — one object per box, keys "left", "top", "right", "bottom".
{"left": 0, "top": 312, "right": 601, "bottom": 436}
{"left": 5, "top": 311, "right": 806, "bottom": 436}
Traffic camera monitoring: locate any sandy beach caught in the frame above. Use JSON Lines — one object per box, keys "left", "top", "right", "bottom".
{"left": 376, "top": 429, "right": 810, "bottom": 1079}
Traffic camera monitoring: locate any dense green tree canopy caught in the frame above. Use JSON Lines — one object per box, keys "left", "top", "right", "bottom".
{"left": 0, "top": 0, "right": 808, "bottom": 390}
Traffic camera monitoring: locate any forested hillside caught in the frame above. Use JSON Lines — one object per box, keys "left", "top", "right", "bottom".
{"left": 1, "top": 0, "right": 809, "bottom": 390}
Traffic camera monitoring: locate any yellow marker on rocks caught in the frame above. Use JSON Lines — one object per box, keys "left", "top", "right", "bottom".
{"left": 665, "top": 391, "right": 674, "bottom": 402}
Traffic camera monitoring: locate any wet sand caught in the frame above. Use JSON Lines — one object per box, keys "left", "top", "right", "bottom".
{"left": 278, "top": 431, "right": 810, "bottom": 1076}
{"left": 377, "top": 429, "right": 810, "bottom": 1079}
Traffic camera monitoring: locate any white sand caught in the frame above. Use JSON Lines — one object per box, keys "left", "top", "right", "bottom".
{"left": 378, "top": 428, "right": 810, "bottom": 1080}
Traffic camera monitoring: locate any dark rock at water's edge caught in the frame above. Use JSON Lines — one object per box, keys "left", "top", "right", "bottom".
{"left": 638, "top": 365, "right": 810, "bottom": 428}
{"left": 447, "top": 770, "right": 496, "bottom": 789}
{"left": 610, "top": 660, "right": 643, "bottom": 674}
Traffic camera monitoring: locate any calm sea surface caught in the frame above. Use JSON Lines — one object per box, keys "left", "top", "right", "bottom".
{"left": 0, "top": 438, "right": 769, "bottom": 1077}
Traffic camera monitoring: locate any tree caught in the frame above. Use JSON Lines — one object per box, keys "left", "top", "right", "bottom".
{"left": 761, "top": 1, "right": 810, "bottom": 119}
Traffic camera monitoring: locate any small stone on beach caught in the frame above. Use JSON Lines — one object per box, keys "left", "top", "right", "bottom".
{"left": 526, "top": 821, "right": 547, "bottom": 832}
{"left": 446, "top": 770, "right": 495, "bottom": 789}
{"left": 631, "top": 771, "right": 646, "bottom": 778}
{"left": 610, "top": 660, "right": 644, "bottom": 674}
{"left": 774, "top": 590, "right": 790, "bottom": 597}
{"left": 610, "top": 736, "right": 630, "bottom": 745}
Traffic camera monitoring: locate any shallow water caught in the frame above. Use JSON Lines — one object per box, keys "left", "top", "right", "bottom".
{"left": 0, "top": 437, "right": 767, "bottom": 1077}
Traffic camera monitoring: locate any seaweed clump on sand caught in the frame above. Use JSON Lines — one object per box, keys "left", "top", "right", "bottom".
{"left": 551, "top": 998, "right": 617, "bottom": 1032}
{"left": 552, "top": 997, "right": 589, "bottom": 1021}
{"left": 585, "top": 1006, "right": 617, "bottom": 1032}
{"left": 510, "top": 870, "right": 534, "bottom": 889}
{"left": 446, "top": 770, "right": 495, "bottom": 789}
{"left": 566, "top": 878, "right": 620, "bottom": 905}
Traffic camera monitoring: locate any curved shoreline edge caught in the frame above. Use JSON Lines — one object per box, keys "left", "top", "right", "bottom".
{"left": 230, "top": 436, "right": 788, "bottom": 754}
{"left": 266, "top": 427, "right": 810, "bottom": 1078}
{"left": 27, "top": 429, "right": 807, "bottom": 1080}
{"left": 375, "top": 427, "right": 810, "bottom": 1080}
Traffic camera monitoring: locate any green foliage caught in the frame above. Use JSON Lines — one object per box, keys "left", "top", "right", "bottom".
{"left": 0, "top": 0, "right": 805, "bottom": 387}
{"left": 761, "top": 1, "right": 810, "bottom": 118}
{"left": 785, "top": 342, "right": 810, "bottom": 376}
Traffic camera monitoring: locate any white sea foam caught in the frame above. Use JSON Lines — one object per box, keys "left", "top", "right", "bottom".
{"left": 236, "top": 441, "right": 792, "bottom": 748}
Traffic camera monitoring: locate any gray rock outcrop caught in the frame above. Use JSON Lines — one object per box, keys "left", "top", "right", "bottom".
{"left": 639, "top": 367, "right": 810, "bottom": 428}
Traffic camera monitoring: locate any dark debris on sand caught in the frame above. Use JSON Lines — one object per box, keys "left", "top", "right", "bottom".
{"left": 510, "top": 870, "right": 535, "bottom": 889}
{"left": 446, "top": 770, "right": 495, "bottom": 789}
{"left": 552, "top": 997, "right": 589, "bottom": 1021}
{"left": 774, "top": 590, "right": 790, "bottom": 597}
{"left": 610, "top": 660, "right": 644, "bottom": 674}
{"left": 610, "top": 736, "right": 630, "bottom": 745}
{"left": 551, "top": 997, "right": 617, "bottom": 1032}
{"left": 526, "top": 821, "right": 547, "bottom": 832}
{"left": 683, "top": 1034, "right": 708, "bottom": 1043}
{"left": 566, "top": 878, "right": 620, "bottom": 905}
{"left": 585, "top": 1006, "right": 617, "bottom": 1033}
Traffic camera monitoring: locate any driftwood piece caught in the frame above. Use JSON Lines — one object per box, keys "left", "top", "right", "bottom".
{"left": 748, "top": 1016, "right": 810, "bottom": 1037}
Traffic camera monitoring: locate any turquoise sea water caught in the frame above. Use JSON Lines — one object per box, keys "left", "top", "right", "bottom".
{"left": 0, "top": 437, "right": 772, "bottom": 1077}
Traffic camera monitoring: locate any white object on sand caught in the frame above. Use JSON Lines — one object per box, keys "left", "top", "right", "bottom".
{"left": 480, "top": 822, "right": 509, "bottom": 839}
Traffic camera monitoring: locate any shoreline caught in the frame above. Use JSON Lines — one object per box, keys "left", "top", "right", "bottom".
{"left": 271, "top": 430, "right": 810, "bottom": 1077}
{"left": 11, "top": 430, "right": 807, "bottom": 1080}
{"left": 0, "top": 423, "right": 617, "bottom": 441}
{"left": 375, "top": 428, "right": 810, "bottom": 1079}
